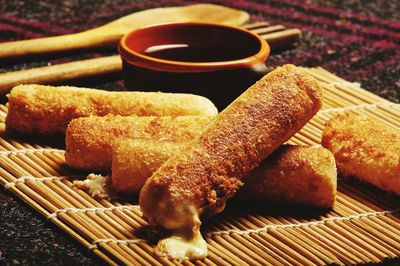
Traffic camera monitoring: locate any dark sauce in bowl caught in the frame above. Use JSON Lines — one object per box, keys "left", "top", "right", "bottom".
{"left": 142, "top": 43, "right": 257, "bottom": 62}
{"left": 124, "top": 23, "right": 261, "bottom": 64}
{"left": 119, "top": 22, "right": 270, "bottom": 109}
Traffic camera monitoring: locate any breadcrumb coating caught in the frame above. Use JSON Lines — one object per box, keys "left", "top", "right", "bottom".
{"left": 240, "top": 145, "right": 336, "bottom": 208}
{"left": 111, "top": 140, "right": 180, "bottom": 194}
{"left": 322, "top": 112, "right": 400, "bottom": 195}
{"left": 65, "top": 115, "right": 212, "bottom": 171}
{"left": 6, "top": 84, "right": 217, "bottom": 135}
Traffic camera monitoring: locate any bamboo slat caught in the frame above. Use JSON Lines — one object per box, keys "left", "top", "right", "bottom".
{"left": 1, "top": 67, "right": 400, "bottom": 265}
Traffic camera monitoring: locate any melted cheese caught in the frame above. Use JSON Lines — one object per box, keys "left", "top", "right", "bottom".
{"left": 155, "top": 213, "right": 208, "bottom": 261}
{"left": 156, "top": 230, "right": 207, "bottom": 261}
{"left": 73, "top": 174, "right": 111, "bottom": 199}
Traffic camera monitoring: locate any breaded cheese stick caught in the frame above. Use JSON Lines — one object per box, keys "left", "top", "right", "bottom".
{"left": 322, "top": 112, "right": 400, "bottom": 195}
{"left": 111, "top": 139, "right": 180, "bottom": 194}
{"left": 239, "top": 145, "right": 336, "bottom": 208}
{"left": 5, "top": 84, "right": 217, "bottom": 135}
{"left": 65, "top": 115, "right": 212, "bottom": 171}
{"left": 111, "top": 140, "right": 336, "bottom": 208}
{"left": 140, "top": 64, "right": 322, "bottom": 233}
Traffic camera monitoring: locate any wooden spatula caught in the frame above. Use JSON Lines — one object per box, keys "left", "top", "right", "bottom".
{"left": 0, "top": 4, "right": 249, "bottom": 59}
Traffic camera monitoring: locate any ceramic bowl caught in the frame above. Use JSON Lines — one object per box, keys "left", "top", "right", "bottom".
{"left": 119, "top": 22, "right": 270, "bottom": 109}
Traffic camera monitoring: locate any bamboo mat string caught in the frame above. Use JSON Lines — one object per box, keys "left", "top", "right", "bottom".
{"left": 47, "top": 205, "right": 141, "bottom": 220}
{"left": 0, "top": 148, "right": 64, "bottom": 155}
{"left": 4, "top": 175, "right": 68, "bottom": 189}
{"left": 89, "top": 238, "right": 147, "bottom": 251}
{"left": 318, "top": 102, "right": 399, "bottom": 114}
{"left": 324, "top": 81, "right": 362, "bottom": 88}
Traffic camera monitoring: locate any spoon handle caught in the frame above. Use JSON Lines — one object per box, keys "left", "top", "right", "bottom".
{"left": 0, "top": 30, "right": 119, "bottom": 60}
{"left": 0, "top": 55, "right": 122, "bottom": 93}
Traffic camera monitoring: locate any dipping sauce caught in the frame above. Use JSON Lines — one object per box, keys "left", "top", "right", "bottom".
{"left": 142, "top": 43, "right": 259, "bottom": 62}
{"left": 119, "top": 22, "right": 270, "bottom": 109}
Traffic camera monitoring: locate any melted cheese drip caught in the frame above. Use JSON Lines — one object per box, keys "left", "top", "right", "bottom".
{"left": 156, "top": 229, "right": 207, "bottom": 261}
{"left": 155, "top": 213, "right": 207, "bottom": 261}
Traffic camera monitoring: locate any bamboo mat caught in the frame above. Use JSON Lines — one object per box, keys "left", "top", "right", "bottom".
{"left": 1, "top": 67, "right": 400, "bottom": 266}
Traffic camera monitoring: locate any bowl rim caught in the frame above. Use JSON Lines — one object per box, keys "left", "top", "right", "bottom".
{"left": 118, "top": 22, "right": 270, "bottom": 73}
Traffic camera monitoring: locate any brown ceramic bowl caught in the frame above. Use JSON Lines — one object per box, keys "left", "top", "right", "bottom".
{"left": 119, "top": 22, "right": 270, "bottom": 109}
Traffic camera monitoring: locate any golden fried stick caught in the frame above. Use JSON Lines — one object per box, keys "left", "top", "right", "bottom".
{"left": 65, "top": 115, "right": 212, "bottom": 171}
{"left": 111, "top": 140, "right": 336, "bottom": 208}
{"left": 140, "top": 65, "right": 322, "bottom": 234}
{"left": 5, "top": 84, "right": 217, "bottom": 135}
{"left": 111, "top": 139, "right": 180, "bottom": 194}
{"left": 322, "top": 112, "right": 400, "bottom": 195}
{"left": 239, "top": 145, "right": 336, "bottom": 208}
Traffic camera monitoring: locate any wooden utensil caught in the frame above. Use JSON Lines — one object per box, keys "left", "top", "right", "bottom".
{"left": 0, "top": 23, "right": 301, "bottom": 94}
{"left": 0, "top": 4, "right": 249, "bottom": 59}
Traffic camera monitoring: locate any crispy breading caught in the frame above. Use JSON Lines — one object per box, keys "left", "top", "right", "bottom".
{"left": 111, "top": 140, "right": 336, "bottom": 208}
{"left": 5, "top": 84, "right": 217, "bottom": 135}
{"left": 139, "top": 64, "right": 322, "bottom": 231}
{"left": 240, "top": 145, "right": 336, "bottom": 208}
{"left": 322, "top": 112, "right": 400, "bottom": 195}
{"left": 65, "top": 115, "right": 212, "bottom": 171}
{"left": 111, "top": 139, "right": 180, "bottom": 194}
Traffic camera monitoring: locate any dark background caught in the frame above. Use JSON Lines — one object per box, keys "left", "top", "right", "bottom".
{"left": 0, "top": 0, "right": 399, "bottom": 265}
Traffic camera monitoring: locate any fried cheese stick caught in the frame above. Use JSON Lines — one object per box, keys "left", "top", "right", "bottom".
{"left": 65, "top": 115, "right": 212, "bottom": 171}
{"left": 111, "top": 140, "right": 336, "bottom": 208}
{"left": 140, "top": 65, "right": 322, "bottom": 233}
{"left": 322, "top": 112, "right": 400, "bottom": 195}
{"left": 111, "top": 139, "right": 180, "bottom": 194}
{"left": 238, "top": 145, "right": 336, "bottom": 208}
{"left": 6, "top": 84, "right": 217, "bottom": 135}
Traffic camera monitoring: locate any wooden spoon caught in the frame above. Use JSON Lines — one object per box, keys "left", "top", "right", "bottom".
{"left": 0, "top": 4, "right": 249, "bottom": 59}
